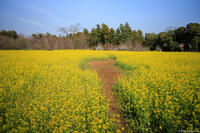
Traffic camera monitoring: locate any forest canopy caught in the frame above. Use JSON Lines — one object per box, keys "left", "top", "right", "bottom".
{"left": 0, "top": 22, "right": 200, "bottom": 51}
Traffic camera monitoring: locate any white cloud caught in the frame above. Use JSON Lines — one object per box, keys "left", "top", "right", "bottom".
{"left": 18, "top": 17, "right": 44, "bottom": 28}
{"left": 31, "top": 6, "right": 64, "bottom": 23}
{"left": 16, "top": 3, "right": 65, "bottom": 24}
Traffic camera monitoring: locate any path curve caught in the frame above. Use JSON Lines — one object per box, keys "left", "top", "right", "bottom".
{"left": 88, "top": 59, "right": 127, "bottom": 132}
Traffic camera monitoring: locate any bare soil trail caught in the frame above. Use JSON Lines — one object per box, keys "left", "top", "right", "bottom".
{"left": 88, "top": 59, "right": 127, "bottom": 132}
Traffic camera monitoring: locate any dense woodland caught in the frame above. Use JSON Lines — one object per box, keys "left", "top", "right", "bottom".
{"left": 0, "top": 22, "right": 200, "bottom": 51}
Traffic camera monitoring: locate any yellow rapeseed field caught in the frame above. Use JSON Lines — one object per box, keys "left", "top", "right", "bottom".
{"left": 112, "top": 52, "right": 200, "bottom": 132}
{"left": 0, "top": 50, "right": 200, "bottom": 132}
{"left": 0, "top": 50, "right": 116, "bottom": 132}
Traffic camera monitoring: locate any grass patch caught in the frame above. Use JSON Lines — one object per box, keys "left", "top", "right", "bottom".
{"left": 79, "top": 57, "right": 109, "bottom": 70}
{"left": 107, "top": 54, "right": 117, "bottom": 60}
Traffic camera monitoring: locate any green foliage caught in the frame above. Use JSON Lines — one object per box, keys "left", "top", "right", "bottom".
{"left": 175, "top": 27, "right": 185, "bottom": 43}
{"left": 0, "top": 30, "right": 31, "bottom": 49}
{"left": 185, "top": 23, "right": 200, "bottom": 50}
{"left": 131, "top": 30, "right": 144, "bottom": 44}
{"left": 101, "top": 23, "right": 110, "bottom": 44}
{"left": 0, "top": 30, "right": 18, "bottom": 39}
{"left": 0, "top": 22, "right": 200, "bottom": 51}
{"left": 32, "top": 33, "right": 43, "bottom": 39}
{"left": 191, "top": 36, "right": 200, "bottom": 51}
{"left": 45, "top": 32, "right": 51, "bottom": 38}
{"left": 119, "top": 22, "right": 132, "bottom": 42}
{"left": 157, "top": 31, "right": 179, "bottom": 51}
{"left": 83, "top": 28, "right": 89, "bottom": 36}
{"left": 89, "top": 28, "right": 98, "bottom": 47}
{"left": 144, "top": 33, "right": 158, "bottom": 50}
{"left": 137, "top": 30, "right": 144, "bottom": 42}
{"left": 115, "top": 28, "right": 121, "bottom": 44}
{"left": 109, "top": 28, "right": 115, "bottom": 44}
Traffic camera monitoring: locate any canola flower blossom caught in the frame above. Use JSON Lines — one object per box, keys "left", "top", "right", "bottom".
{"left": 112, "top": 51, "right": 200, "bottom": 132}
{"left": 0, "top": 50, "right": 116, "bottom": 132}
{"left": 0, "top": 50, "right": 200, "bottom": 132}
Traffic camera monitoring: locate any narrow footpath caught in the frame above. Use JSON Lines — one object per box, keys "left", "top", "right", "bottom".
{"left": 88, "top": 59, "right": 127, "bottom": 132}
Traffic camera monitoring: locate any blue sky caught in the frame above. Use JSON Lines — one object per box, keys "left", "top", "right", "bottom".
{"left": 0, "top": 0, "right": 200, "bottom": 36}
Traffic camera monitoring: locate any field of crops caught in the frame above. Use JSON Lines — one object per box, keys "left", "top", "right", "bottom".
{"left": 1, "top": 50, "right": 200, "bottom": 132}
{"left": 0, "top": 50, "right": 117, "bottom": 132}
{"left": 113, "top": 52, "right": 200, "bottom": 132}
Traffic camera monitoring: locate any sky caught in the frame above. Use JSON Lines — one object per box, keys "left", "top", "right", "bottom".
{"left": 0, "top": 0, "right": 200, "bottom": 36}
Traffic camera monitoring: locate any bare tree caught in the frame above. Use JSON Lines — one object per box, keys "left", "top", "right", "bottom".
{"left": 58, "top": 23, "right": 81, "bottom": 35}
{"left": 58, "top": 27, "right": 68, "bottom": 36}
{"left": 68, "top": 23, "right": 81, "bottom": 34}
{"left": 58, "top": 23, "right": 82, "bottom": 49}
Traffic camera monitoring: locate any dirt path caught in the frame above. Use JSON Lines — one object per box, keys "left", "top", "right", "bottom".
{"left": 88, "top": 59, "right": 127, "bottom": 132}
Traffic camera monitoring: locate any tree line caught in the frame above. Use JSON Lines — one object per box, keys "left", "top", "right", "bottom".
{"left": 0, "top": 22, "right": 199, "bottom": 51}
